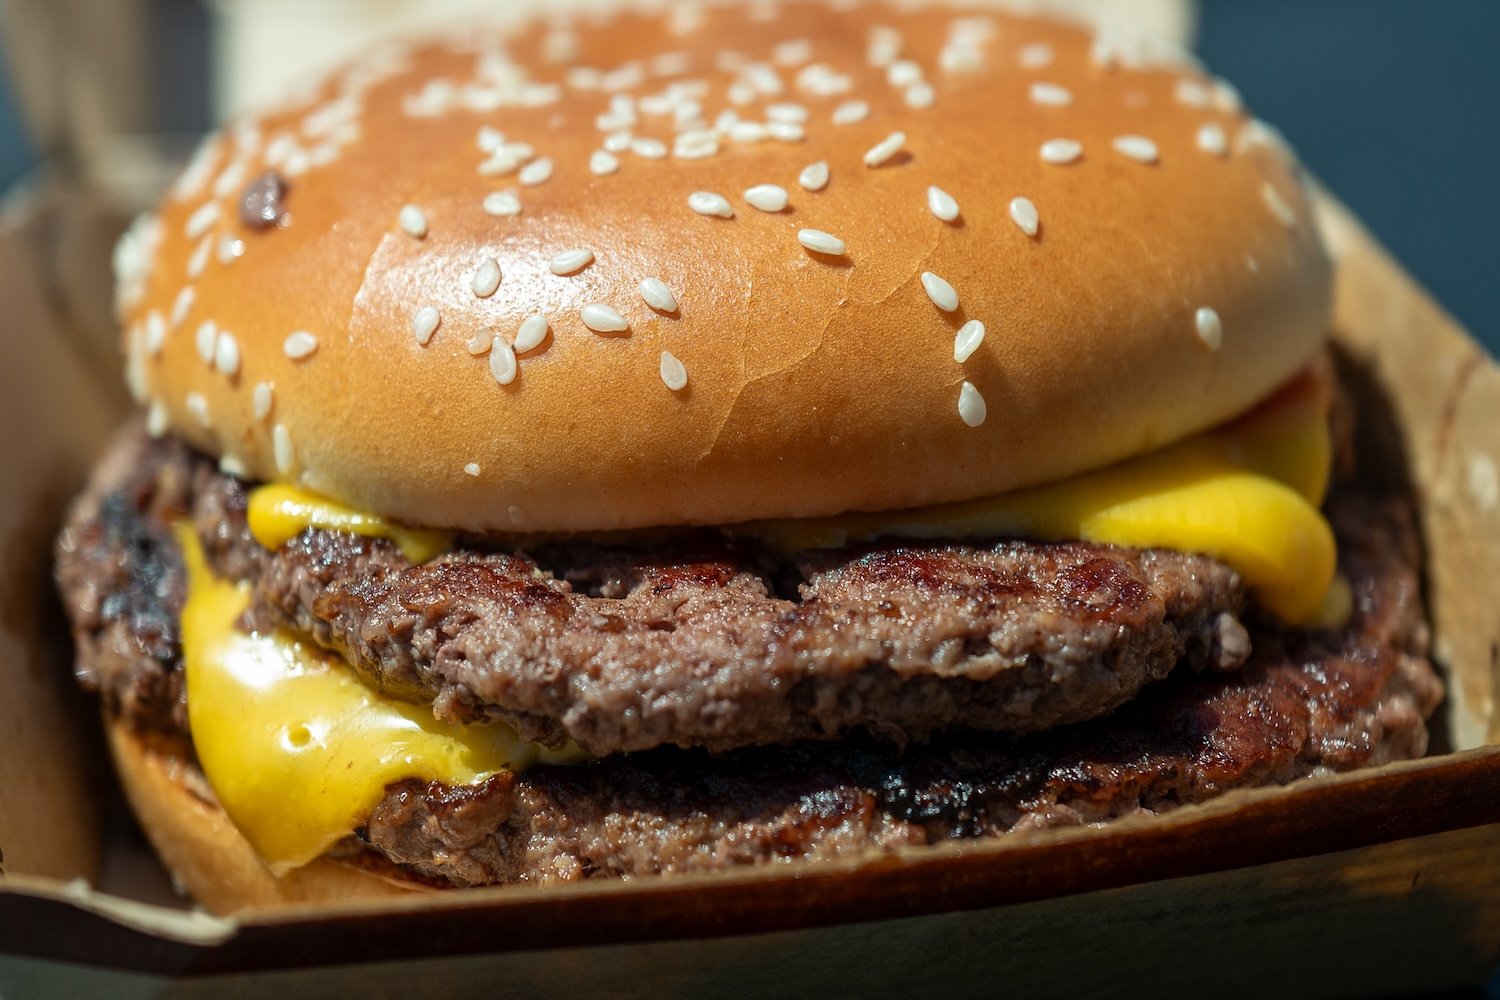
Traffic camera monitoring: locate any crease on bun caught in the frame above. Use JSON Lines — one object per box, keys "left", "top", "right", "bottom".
{"left": 118, "top": 4, "right": 1330, "bottom": 532}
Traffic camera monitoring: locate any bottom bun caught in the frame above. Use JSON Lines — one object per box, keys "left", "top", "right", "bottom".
{"left": 106, "top": 716, "right": 431, "bottom": 914}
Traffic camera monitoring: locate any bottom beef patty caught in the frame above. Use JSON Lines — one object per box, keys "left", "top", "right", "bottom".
{"left": 56, "top": 426, "right": 1442, "bottom": 887}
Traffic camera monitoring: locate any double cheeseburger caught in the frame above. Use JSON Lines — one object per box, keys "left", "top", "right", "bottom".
{"left": 57, "top": 2, "right": 1442, "bottom": 914}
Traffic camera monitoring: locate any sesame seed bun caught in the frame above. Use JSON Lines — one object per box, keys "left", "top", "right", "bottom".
{"left": 105, "top": 718, "right": 428, "bottom": 914}
{"left": 118, "top": 3, "right": 1330, "bottom": 533}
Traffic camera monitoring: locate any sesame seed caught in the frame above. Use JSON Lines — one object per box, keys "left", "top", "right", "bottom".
{"left": 252, "top": 382, "right": 273, "bottom": 421}
{"left": 797, "top": 228, "right": 845, "bottom": 255}
{"left": 1040, "top": 138, "right": 1082, "bottom": 164}
{"left": 519, "top": 157, "right": 553, "bottom": 186}
{"left": 660, "top": 351, "right": 688, "bottom": 391}
{"left": 920, "top": 271, "right": 959, "bottom": 312}
{"left": 478, "top": 125, "right": 504, "bottom": 152}
{"left": 411, "top": 306, "right": 441, "bottom": 345}
{"left": 145, "top": 311, "right": 167, "bottom": 355}
{"left": 729, "top": 121, "right": 768, "bottom": 143}
{"left": 283, "top": 330, "right": 318, "bottom": 360}
{"left": 590, "top": 150, "right": 620, "bottom": 175}
{"left": 744, "top": 184, "right": 789, "bottom": 212}
{"left": 187, "top": 236, "right": 212, "bottom": 278}
{"left": 864, "top": 131, "right": 906, "bottom": 167}
{"left": 1194, "top": 307, "right": 1223, "bottom": 351}
{"left": 185, "top": 201, "right": 220, "bottom": 239}
{"left": 219, "top": 454, "right": 248, "bottom": 478}
{"left": 1196, "top": 123, "right": 1228, "bottom": 157}
{"left": 272, "top": 423, "right": 296, "bottom": 475}
{"left": 186, "top": 392, "right": 211, "bottom": 428}
{"left": 939, "top": 42, "right": 983, "bottom": 74}
{"left": 905, "top": 81, "right": 935, "bottom": 108}
{"left": 471, "top": 258, "right": 502, "bottom": 297}
{"left": 465, "top": 333, "right": 491, "bottom": 356}
{"left": 170, "top": 287, "right": 195, "bottom": 329}
{"left": 773, "top": 38, "right": 812, "bottom": 67}
{"left": 688, "top": 191, "right": 734, "bottom": 218}
{"left": 1246, "top": 255, "right": 1260, "bottom": 273}
{"left": 604, "top": 130, "right": 633, "bottom": 153}
{"left": 766, "top": 122, "right": 805, "bottom": 143}
{"left": 490, "top": 337, "right": 518, "bottom": 385}
{"left": 831, "top": 100, "right": 869, "bottom": 125}
{"left": 195, "top": 321, "right": 217, "bottom": 365}
{"left": 550, "top": 248, "right": 594, "bottom": 275}
{"left": 927, "top": 186, "right": 959, "bottom": 222}
{"left": 1018, "top": 43, "right": 1053, "bottom": 69}
{"left": 728, "top": 82, "right": 756, "bottom": 106}
{"left": 631, "top": 137, "right": 668, "bottom": 159}
{"left": 1262, "top": 183, "right": 1296, "bottom": 226}
{"left": 146, "top": 401, "right": 170, "bottom": 437}
{"left": 398, "top": 204, "right": 428, "bottom": 238}
{"left": 1175, "top": 78, "right": 1210, "bottom": 108}
{"left": 516, "top": 314, "right": 549, "bottom": 352}
{"left": 799, "top": 161, "right": 830, "bottom": 191}
{"left": 483, "top": 191, "right": 522, "bottom": 216}
{"left": 214, "top": 330, "right": 241, "bottom": 376}
{"left": 1009, "top": 196, "right": 1040, "bottom": 237}
{"left": 575, "top": 304, "right": 628, "bottom": 338}
{"left": 673, "top": 131, "right": 719, "bottom": 159}
{"left": 640, "top": 277, "right": 678, "bottom": 312}
{"left": 218, "top": 237, "right": 245, "bottom": 265}
{"left": 766, "top": 102, "right": 809, "bottom": 124}
{"left": 1113, "top": 135, "right": 1159, "bottom": 163}
{"left": 1211, "top": 77, "right": 1242, "bottom": 112}
{"left": 958, "top": 382, "right": 986, "bottom": 427}
{"left": 1029, "top": 82, "right": 1071, "bottom": 106}
{"left": 464, "top": 462, "right": 481, "bottom": 477}
{"left": 887, "top": 59, "right": 922, "bottom": 87}
{"left": 954, "top": 320, "right": 985, "bottom": 363}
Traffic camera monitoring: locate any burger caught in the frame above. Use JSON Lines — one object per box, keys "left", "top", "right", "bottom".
{"left": 55, "top": 2, "right": 1443, "bottom": 914}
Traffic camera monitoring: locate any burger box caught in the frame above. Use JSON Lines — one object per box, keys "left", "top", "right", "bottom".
{"left": 2, "top": 171, "right": 1499, "bottom": 999}
{"left": 5, "top": 32, "right": 1500, "bottom": 1000}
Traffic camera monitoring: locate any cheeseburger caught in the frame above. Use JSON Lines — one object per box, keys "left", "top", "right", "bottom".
{"left": 56, "top": 2, "right": 1442, "bottom": 913}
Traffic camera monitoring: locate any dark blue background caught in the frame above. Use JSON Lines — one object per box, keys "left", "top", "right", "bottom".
{"left": 0, "top": 2, "right": 1494, "bottom": 353}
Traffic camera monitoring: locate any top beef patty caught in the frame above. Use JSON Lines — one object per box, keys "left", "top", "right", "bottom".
{"left": 54, "top": 424, "right": 1442, "bottom": 887}
{"left": 59, "top": 426, "right": 1251, "bottom": 755}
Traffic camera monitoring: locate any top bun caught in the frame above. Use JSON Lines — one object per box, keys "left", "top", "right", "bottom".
{"left": 117, "top": 2, "right": 1330, "bottom": 533}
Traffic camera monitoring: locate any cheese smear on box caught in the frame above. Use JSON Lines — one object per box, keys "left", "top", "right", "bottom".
{"left": 182, "top": 379, "right": 1338, "bottom": 872}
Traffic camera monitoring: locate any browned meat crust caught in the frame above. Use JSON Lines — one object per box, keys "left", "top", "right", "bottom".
{"left": 54, "top": 425, "right": 1441, "bottom": 887}
{"left": 359, "top": 497, "right": 1440, "bottom": 885}
{"left": 60, "top": 427, "right": 1251, "bottom": 755}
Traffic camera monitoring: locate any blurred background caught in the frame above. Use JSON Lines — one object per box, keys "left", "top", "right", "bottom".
{"left": 0, "top": 0, "right": 1493, "bottom": 352}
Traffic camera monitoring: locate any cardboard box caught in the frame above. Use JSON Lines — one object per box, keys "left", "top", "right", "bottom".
{"left": 2, "top": 172, "right": 1498, "bottom": 996}
{"left": 1, "top": 5, "right": 1498, "bottom": 991}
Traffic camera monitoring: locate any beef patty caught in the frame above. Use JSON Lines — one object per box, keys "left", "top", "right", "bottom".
{"left": 55, "top": 425, "right": 1442, "bottom": 887}
{"left": 60, "top": 426, "right": 1252, "bottom": 755}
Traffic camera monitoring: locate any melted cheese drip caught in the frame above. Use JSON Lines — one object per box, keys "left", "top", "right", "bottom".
{"left": 244, "top": 376, "right": 1337, "bottom": 625}
{"left": 247, "top": 484, "right": 451, "bottom": 563}
{"left": 176, "top": 526, "right": 580, "bottom": 873}
{"left": 744, "top": 375, "right": 1338, "bottom": 624}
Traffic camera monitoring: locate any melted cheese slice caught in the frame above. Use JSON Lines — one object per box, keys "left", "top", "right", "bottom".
{"left": 176, "top": 526, "right": 580, "bottom": 873}
{"left": 247, "top": 484, "right": 452, "bottom": 563}
{"left": 742, "top": 375, "right": 1338, "bottom": 624}
{"left": 243, "top": 374, "right": 1337, "bottom": 625}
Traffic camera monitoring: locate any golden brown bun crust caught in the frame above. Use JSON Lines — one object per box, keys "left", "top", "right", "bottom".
{"left": 120, "top": 3, "right": 1330, "bottom": 532}
{"left": 106, "top": 718, "right": 428, "bottom": 915}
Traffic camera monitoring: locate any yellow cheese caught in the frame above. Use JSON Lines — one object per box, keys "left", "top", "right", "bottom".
{"left": 175, "top": 525, "right": 581, "bottom": 873}
{"left": 242, "top": 377, "right": 1337, "bottom": 625}
{"left": 247, "top": 484, "right": 451, "bottom": 563}
{"left": 743, "top": 377, "right": 1337, "bottom": 625}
